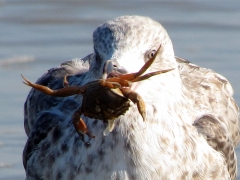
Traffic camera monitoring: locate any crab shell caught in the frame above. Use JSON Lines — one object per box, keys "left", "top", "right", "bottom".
{"left": 81, "top": 81, "right": 131, "bottom": 122}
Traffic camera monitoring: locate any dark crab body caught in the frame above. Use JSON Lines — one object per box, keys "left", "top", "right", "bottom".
{"left": 22, "top": 45, "right": 173, "bottom": 140}
{"left": 81, "top": 83, "right": 130, "bottom": 121}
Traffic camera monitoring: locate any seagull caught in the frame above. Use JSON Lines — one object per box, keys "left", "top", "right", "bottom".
{"left": 23, "top": 15, "right": 239, "bottom": 180}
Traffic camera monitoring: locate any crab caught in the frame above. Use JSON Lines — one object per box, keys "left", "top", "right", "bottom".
{"left": 22, "top": 45, "right": 173, "bottom": 141}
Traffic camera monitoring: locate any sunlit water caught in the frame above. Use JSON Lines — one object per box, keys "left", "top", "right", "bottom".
{"left": 0, "top": 1, "right": 240, "bottom": 179}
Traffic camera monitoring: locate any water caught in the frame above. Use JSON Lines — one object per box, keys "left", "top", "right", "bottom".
{"left": 0, "top": 1, "right": 240, "bottom": 179}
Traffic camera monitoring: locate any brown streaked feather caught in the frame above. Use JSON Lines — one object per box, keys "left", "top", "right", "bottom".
{"left": 193, "top": 114, "right": 237, "bottom": 180}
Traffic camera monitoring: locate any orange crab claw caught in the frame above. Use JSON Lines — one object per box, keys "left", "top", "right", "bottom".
{"left": 131, "top": 68, "right": 174, "bottom": 82}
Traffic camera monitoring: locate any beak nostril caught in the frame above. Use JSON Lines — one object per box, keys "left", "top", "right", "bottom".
{"left": 111, "top": 61, "right": 120, "bottom": 69}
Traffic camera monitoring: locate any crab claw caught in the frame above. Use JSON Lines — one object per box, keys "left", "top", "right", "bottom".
{"left": 120, "top": 88, "right": 146, "bottom": 121}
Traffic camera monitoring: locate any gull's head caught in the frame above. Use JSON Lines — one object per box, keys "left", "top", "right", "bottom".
{"left": 89, "top": 15, "right": 177, "bottom": 81}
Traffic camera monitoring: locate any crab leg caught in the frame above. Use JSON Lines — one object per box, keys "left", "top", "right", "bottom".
{"left": 120, "top": 88, "right": 146, "bottom": 121}
{"left": 63, "top": 76, "right": 69, "bottom": 87}
{"left": 103, "top": 120, "right": 116, "bottom": 136}
{"left": 72, "top": 110, "right": 96, "bottom": 138}
{"left": 22, "top": 74, "right": 86, "bottom": 97}
{"left": 99, "top": 80, "right": 121, "bottom": 89}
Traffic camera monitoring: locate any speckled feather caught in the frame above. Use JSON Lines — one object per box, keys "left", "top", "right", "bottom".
{"left": 23, "top": 16, "right": 239, "bottom": 180}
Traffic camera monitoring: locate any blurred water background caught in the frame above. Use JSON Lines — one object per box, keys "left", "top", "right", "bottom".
{"left": 0, "top": 1, "right": 240, "bottom": 179}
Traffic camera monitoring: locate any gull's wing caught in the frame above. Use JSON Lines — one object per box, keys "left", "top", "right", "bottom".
{"left": 176, "top": 56, "right": 240, "bottom": 146}
{"left": 193, "top": 114, "right": 237, "bottom": 180}
{"left": 24, "top": 54, "right": 92, "bottom": 136}
{"left": 176, "top": 57, "right": 239, "bottom": 179}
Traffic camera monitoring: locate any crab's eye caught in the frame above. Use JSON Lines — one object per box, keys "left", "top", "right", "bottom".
{"left": 147, "top": 49, "right": 157, "bottom": 59}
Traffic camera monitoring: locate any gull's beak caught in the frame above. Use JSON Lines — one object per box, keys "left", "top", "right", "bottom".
{"left": 102, "top": 60, "right": 128, "bottom": 79}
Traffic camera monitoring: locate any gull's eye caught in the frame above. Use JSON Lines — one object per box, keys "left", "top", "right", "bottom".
{"left": 147, "top": 49, "right": 157, "bottom": 59}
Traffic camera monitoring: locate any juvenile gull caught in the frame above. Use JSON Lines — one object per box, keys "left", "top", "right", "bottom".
{"left": 23, "top": 16, "right": 239, "bottom": 180}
